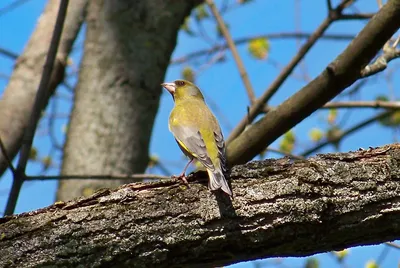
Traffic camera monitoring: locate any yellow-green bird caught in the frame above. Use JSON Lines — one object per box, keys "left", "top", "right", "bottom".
{"left": 161, "top": 79, "right": 232, "bottom": 196}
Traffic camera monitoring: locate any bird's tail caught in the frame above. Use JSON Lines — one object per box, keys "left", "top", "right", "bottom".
{"left": 207, "top": 169, "right": 232, "bottom": 196}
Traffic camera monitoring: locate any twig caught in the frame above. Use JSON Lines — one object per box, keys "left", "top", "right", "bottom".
{"left": 0, "top": 137, "right": 16, "bottom": 175}
{"left": 0, "top": 0, "right": 31, "bottom": 16}
{"left": 4, "top": 0, "right": 70, "bottom": 216}
{"left": 0, "top": 47, "right": 18, "bottom": 60}
{"left": 206, "top": 0, "right": 256, "bottom": 104}
{"left": 385, "top": 242, "right": 400, "bottom": 250}
{"left": 25, "top": 173, "right": 170, "bottom": 181}
{"left": 322, "top": 101, "right": 400, "bottom": 109}
{"left": 266, "top": 148, "right": 305, "bottom": 160}
{"left": 301, "top": 111, "right": 393, "bottom": 157}
{"left": 327, "top": 0, "right": 333, "bottom": 12}
{"left": 171, "top": 32, "right": 357, "bottom": 65}
{"left": 226, "top": 2, "right": 349, "bottom": 144}
{"left": 361, "top": 43, "right": 400, "bottom": 78}
{"left": 339, "top": 13, "right": 375, "bottom": 20}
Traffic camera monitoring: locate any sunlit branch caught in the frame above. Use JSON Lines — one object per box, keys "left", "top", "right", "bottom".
{"left": 5, "top": 0, "right": 70, "bottom": 216}
{"left": 206, "top": 0, "right": 256, "bottom": 104}
{"left": 25, "top": 173, "right": 170, "bottom": 181}
{"left": 227, "top": 0, "right": 354, "bottom": 144}
{"left": 322, "top": 101, "right": 400, "bottom": 109}
{"left": 171, "top": 33, "right": 357, "bottom": 65}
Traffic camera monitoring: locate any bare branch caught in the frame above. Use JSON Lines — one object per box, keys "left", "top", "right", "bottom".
{"left": 171, "top": 32, "right": 357, "bottom": 65}
{"left": 0, "top": 0, "right": 87, "bottom": 177}
{"left": 0, "top": 137, "right": 15, "bottom": 176}
{"left": 323, "top": 101, "right": 400, "bottom": 109}
{"left": 301, "top": 110, "right": 393, "bottom": 157}
{"left": 0, "top": 0, "right": 32, "bottom": 16}
{"left": 339, "top": 13, "right": 375, "bottom": 20}
{"left": 25, "top": 173, "right": 170, "bottom": 181}
{"left": 206, "top": 0, "right": 256, "bottom": 104}
{"left": 385, "top": 242, "right": 400, "bottom": 250}
{"left": 361, "top": 43, "right": 400, "bottom": 77}
{"left": 226, "top": 1, "right": 352, "bottom": 144}
{"left": 327, "top": 0, "right": 333, "bottom": 12}
{"left": 0, "top": 47, "right": 18, "bottom": 60}
{"left": 4, "top": 0, "right": 70, "bottom": 216}
{"left": 227, "top": 0, "right": 400, "bottom": 165}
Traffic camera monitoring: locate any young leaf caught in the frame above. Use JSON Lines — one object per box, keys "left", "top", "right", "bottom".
{"left": 248, "top": 38, "right": 270, "bottom": 60}
{"left": 182, "top": 66, "right": 195, "bottom": 83}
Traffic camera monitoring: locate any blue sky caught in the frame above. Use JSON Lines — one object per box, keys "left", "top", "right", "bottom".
{"left": 0, "top": 0, "right": 399, "bottom": 267}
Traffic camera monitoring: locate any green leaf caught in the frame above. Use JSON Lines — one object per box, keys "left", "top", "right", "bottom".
{"left": 181, "top": 17, "right": 194, "bottom": 36}
{"left": 182, "top": 66, "right": 195, "bottom": 83}
{"left": 148, "top": 154, "right": 159, "bottom": 168}
{"left": 29, "top": 147, "right": 38, "bottom": 160}
{"left": 248, "top": 38, "right": 270, "bottom": 60}
{"left": 283, "top": 130, "right": 296, "bottom": 143}
{"left": 365, "top": 260, "right": 379, "bottom": 268}
{"left": 326, "top": 126, "right": 342, "bottom": 151}
{"left": 378, "top": 111, "right": 400, "bottom": 127}
{"left": 195, "top": 5, "right": 209, "bottom": 21}
{"left": 42, "top": 156, "right": 52, "bottom": 168}
{"left": 375, "top": 95, "right": 389, "bottom": 102}
{"left": 309, "top": 128, "right": 324, "bottom": 142}
{"left": 327, "top": 108, "right": 337, "bottom": 124}
{"left": 280, "top": 130, "right": 296, "bottom": 153}
{"left": 305, "top": 258, "right": 319, "bottom": 268}
{"left": 333, "top": 249, "right": 350, "bottom": 262}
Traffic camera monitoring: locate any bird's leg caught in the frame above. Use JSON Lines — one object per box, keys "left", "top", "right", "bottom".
{"left": 172, "top": 158, "right": 194, "bottom": 185}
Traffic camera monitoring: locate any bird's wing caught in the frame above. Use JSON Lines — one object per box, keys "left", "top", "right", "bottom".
{"left": 170, "top": 125, "right": 215, "bottom": 171}
{"left": 213, "top": 129, "right": 227, "bottom": 173}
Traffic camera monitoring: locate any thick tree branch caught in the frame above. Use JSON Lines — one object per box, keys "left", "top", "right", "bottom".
{"left": 227, "top": 0, "right": 400, "bottom": 165}
{"left": 0, "top": 144, "right": 399, "bottom": 267}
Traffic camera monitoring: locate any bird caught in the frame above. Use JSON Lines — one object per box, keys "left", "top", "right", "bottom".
{"left": 161, "top": 79, "right": 232, "bottom": 196}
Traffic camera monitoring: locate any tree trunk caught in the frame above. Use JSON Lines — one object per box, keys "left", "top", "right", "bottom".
{"left": 0, "top": 0, "right": 87, "bottom": 176}
{"left": 57, "top": 0, "right": 200, "bottom": 201}
{"left": 1, "top": 144, "right": 399, "bottom": 268}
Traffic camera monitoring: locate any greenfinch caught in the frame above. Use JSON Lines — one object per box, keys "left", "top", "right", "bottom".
{"left": 162, "top": 79, "right": 232, "bottom": 196}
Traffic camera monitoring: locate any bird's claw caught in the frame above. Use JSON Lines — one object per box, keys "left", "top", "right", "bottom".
{"left": 171, "top": 174, "right": 189, "bottom": 186}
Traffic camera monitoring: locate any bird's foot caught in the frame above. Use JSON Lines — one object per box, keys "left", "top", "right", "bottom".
{"left": 171, "top": 173, "right": 189, "bottom": 186}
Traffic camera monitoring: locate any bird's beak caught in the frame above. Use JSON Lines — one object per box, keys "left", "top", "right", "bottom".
{"left": 161, "top": 82, "right": 176, "bottom": 94}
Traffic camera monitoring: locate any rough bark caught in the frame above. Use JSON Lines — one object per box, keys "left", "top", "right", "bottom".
{"left": 1, "top": 144, "right": 400, "bottom": 268}
{"left": 0, "top": 0, "right": 87, "bottom": 176}
{"left": 58, "top": 0, "right": 200, "bottom": 200}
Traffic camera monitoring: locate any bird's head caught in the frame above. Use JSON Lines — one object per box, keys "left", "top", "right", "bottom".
{"left": 161, "top": 79, "right": 204, "bottom": 102}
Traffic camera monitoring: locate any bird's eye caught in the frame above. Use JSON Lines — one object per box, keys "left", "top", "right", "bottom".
{"left": 175, "top": 80, "right": 185, "bottom": 86}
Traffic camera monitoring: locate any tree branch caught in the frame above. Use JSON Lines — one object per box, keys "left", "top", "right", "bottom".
{"left": 171, "top": 33, "right": 357, "bottom": 65}
{"left": 322, "top": 100, "right": 400, "bottom": 109}
{"left": 301, "top": 110, "right": 393, "bottom": 157}
{"left": 0, "top": 0, "right": 87, "bottom": 177}
{"left": 4, "top": 0, "right": 70, "bottom": 216}
{"left": 206, "top": 0, "right": 256, "bottom": 104}
{"left": 227, "top": 0, "right": 400, "bottom": 165}
{"left": 0, "top": 144, "right": 399, "bottom": 267}
{"left": 226, "top": 0, "right": 352, "bottom": 144}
